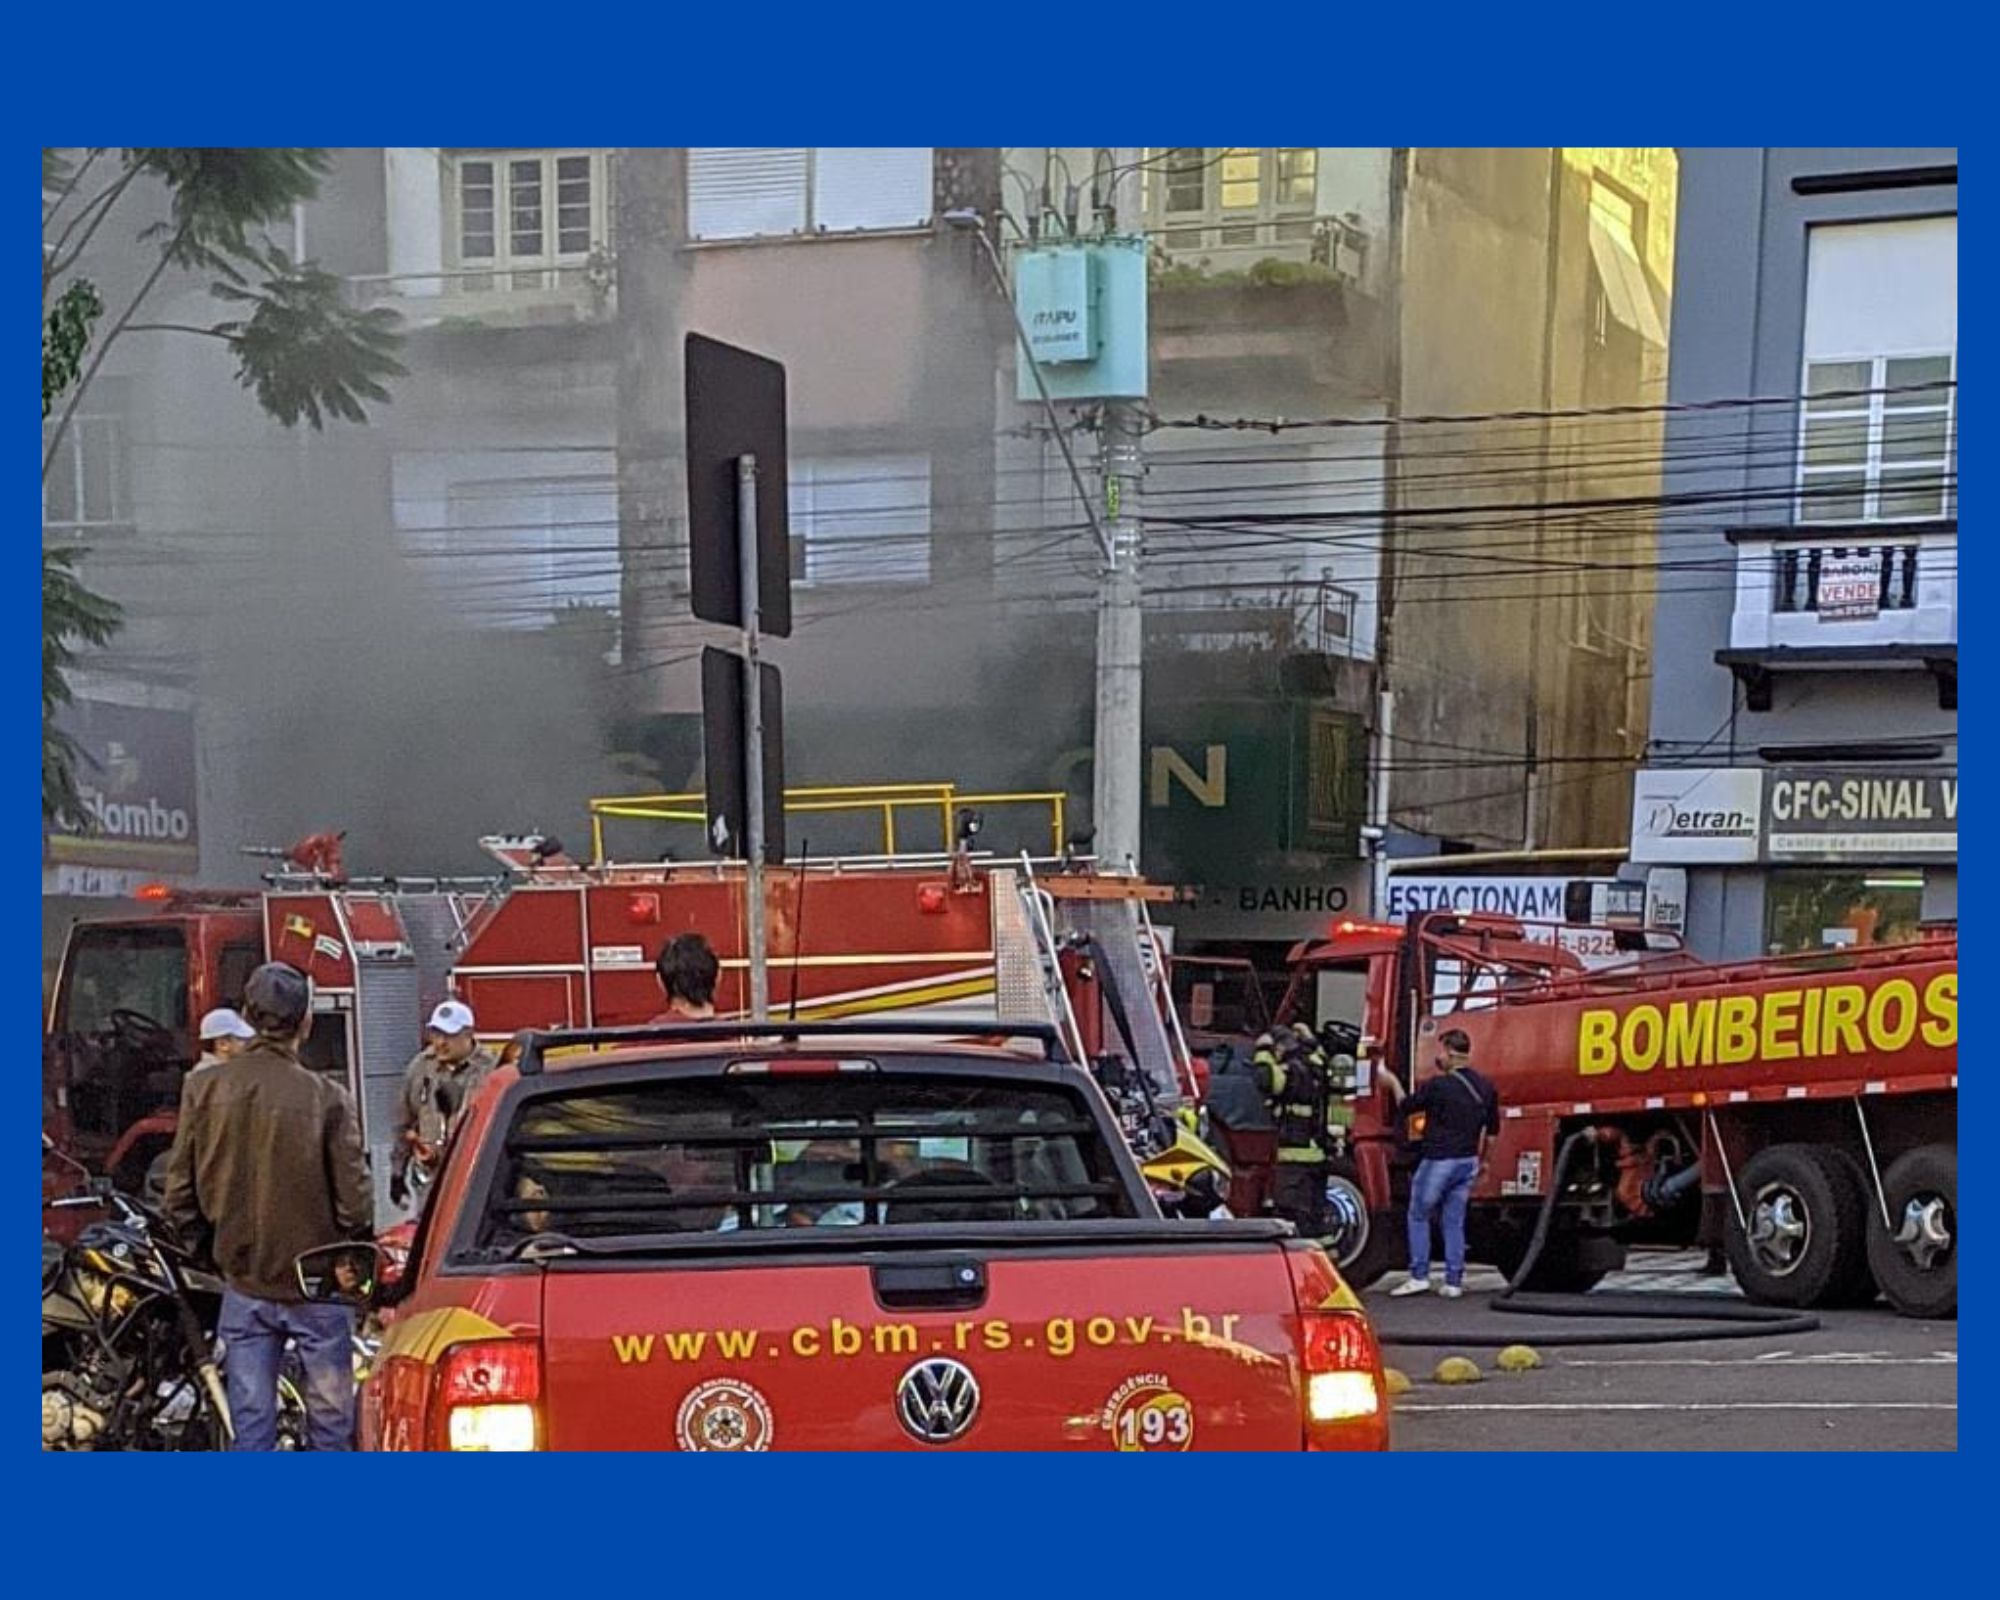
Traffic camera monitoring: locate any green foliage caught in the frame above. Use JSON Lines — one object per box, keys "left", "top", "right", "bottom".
{"left": 123, "top": 148, "right": 329, "bottom": 278}
{"left": 42, "top": 546, "right": 123, "bottom": 826}
{"left": 41, "top": 148, "right": 406, "bottom": 823}
{"left": 1149, "top": 255, "right": 1346, "bottom": 291}
{"left": 211, "top": 251, "right": 406, "bottom": 427}
{"left": 43, "top": 280, "right": 102, "bottom": 418}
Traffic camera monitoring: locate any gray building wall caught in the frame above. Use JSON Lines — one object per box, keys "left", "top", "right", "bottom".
{"left": 1649, "top": 149, "right": 1957, "bottom": 958}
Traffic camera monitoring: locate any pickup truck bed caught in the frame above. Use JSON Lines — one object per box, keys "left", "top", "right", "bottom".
{"left": 363, "top": 1030, "right": 1388, "bottom": 1452}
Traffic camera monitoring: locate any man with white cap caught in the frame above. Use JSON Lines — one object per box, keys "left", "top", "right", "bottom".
{"left": 192, "top": 1007, "right": 256, "bottom": 1074}
{"left": 387, "top": 999, "right": 496, "bottom": 1208}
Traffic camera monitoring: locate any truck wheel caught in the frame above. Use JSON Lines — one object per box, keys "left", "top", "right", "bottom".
{"left": 1865, "top": 1144, "right": 1955, "bottom": 1320}
{"left": 1726, "top": 1144, "right": 1870, "bottom": 1309}
{"left": 1320, "top": 1159, "right": 1402, "bottom": 1289}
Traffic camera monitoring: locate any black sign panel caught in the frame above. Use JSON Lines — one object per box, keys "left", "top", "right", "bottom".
{"left": 700, "top": 646, "right": 786, "bottom": 865}
{"left": 686, "top": 333, "right": 791, "bottom": 638}
{"left": 1762, "top": 767, "right": 1958, "bottom": 861}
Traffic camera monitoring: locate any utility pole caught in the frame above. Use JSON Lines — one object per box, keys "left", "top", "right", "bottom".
{"left": 1093, "top": 149, "right": 1146, "bottom": 873}
{"left": 614, "top": 149, "right": 690, "bottom": 711}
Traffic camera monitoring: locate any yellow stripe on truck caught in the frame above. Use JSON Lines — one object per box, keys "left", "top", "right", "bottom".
{"left": 378, "top": 1306, "right": 514, "bottom": 1366}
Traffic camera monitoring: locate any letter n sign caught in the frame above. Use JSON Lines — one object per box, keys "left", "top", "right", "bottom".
{"left": 1150, "top": 745, "right": 1227, "bottom": 809}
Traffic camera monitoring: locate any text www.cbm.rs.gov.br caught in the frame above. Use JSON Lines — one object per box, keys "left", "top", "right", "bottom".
{"left": 607, "top": 1307, "right": 1252, "bottom": 1365}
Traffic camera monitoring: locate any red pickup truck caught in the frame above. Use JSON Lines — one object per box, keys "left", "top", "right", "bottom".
{"left": 336, "top": 1021, "right": 1387, "bottom": 1452}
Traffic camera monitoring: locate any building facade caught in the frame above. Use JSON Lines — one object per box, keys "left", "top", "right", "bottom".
{"left": 1635, "top": 149, "right": 1957, "bottom": 959}
{"left": 44, "top": 147, "right": 1679, "bottom": 984}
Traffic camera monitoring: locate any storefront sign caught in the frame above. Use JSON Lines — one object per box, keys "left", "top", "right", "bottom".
{"left": 1763, "top": 769, "right": 1957, "bottom": 861}
{"left": 1815, "top": 552, "right": 1882, "bottom": 621}
{"left": 1384, "top": 876, "right": 1589, "bottom": 922}
{"left": 1162, "top": 868, "right": 1370, "bottom": 942}
{"left": 1629, "top": 767, "right": 1763, "bottom": 864}
{"left": 44, "top": 698, "right": 200, "bottom": 875}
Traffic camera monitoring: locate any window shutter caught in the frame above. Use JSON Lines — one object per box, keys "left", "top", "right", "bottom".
{"left": 811, "top": 149, "right": 933, "bottom": 233}
{"left": 688, "top": 148, "right": 809, "bottom": 240}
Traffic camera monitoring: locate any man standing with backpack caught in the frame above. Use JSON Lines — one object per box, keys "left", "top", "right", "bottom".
{"left": 1387, "top": 1028, "right": 1500, "bottom": 1300}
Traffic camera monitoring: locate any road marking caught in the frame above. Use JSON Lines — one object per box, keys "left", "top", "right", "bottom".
{"left": 1395, "top": 1401, "right": 1956, "bottom": 1413}
{"left": 1562, "top": 1354, "right": 1954, "bottom": 1368}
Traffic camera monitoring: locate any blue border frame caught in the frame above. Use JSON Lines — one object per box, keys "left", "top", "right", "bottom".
{"left": 18, "top": 6, "right": 1968, "bottom": 1589}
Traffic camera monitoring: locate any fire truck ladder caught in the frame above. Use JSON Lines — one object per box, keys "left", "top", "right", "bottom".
{"left": 1011, "top": 857, "right": 1088, "bottom": 1067}
{"left": 1134, "top": 893, "right": 1199, "bottom": 1099}
{"left": 1016, "top": 857, "right": 1186, "bottom": 1106}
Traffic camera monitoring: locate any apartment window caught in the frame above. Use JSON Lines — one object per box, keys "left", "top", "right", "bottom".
{"left": 441, "top": 473, "right": 620, "bottom": 626}
{"left": 451, "top": 150, "right": 609, "bottom": 288}
{"left": 687, "top": 149, "right": 933, "bottom": 241}
{"left": 788, "top": 454, "right": 930, "bottom": 587}
{"left": 1800, "top": 216, "right": 1957, "bottom": 523}
{"left": 1146, "top": 149, "right": 1320, "bottom": 250}
{"left": 43, "top": 380, "right": 130, "bottom": 532}
{"left": 1800, "top": 354, "right": 1955, "bottom": 522}
{"left": 1275, "top": 147, "right": 1317, "bottom": 207}
{"left": 1162, "top": 151, "right": 1207, "bottom": 216}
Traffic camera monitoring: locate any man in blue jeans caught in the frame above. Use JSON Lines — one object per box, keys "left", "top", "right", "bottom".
{"left": 164, "top": 962, "right": 373, "bottom": 1449}
{"left": 1388, "top": 1028, "right": 1500, "bottom": 1299}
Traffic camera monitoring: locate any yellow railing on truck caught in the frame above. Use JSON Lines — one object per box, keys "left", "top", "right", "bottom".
{"left": 588, "top": 782, "right": 1067, "bottom": 866}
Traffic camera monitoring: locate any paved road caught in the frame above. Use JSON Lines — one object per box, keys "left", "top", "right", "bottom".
{"left": 1370, "top": 1251, "right": 1957, "bottom": 1451}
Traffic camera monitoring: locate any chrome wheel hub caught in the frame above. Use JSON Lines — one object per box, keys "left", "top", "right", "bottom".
{"left": 1893, "top": 1195, "right": 1952, "bottom": 1272}
{"left": 1748, "top": 1184, "right": 1811, "bottom": 1277}
{"left": 1323, "top": 1174, "right": 1369, "bottom": 1267}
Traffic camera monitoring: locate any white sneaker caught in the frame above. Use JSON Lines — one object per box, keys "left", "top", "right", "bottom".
{"left": 1389, "top": 1277, "right": 1432, "bottom": 1297}
{"left": 1438, "top": 1284, "right": 1465, "bottom": 1300}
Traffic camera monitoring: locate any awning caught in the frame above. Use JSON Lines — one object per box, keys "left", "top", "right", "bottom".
{"left": 1588, "top": 214, "right": 1668, "bottom": 347}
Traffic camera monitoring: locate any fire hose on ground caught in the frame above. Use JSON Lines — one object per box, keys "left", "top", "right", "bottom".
{"left": 1382, "top": 1128, "right": 1822, "bottom": 1347}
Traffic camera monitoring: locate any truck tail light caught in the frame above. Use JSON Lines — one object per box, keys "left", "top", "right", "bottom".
{"left": 1284, "top": 1242, "right": 1388, "bottom": 1449}
{"left": 431, "top": 1338, "right": 541, "bottom": 1452}
{"left": 1300, "top": 1312, "right": 1384, "bottom": 1426}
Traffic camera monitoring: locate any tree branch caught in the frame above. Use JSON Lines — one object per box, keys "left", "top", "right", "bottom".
{"left": 122, "top": 321, "right": 233, "bottom": 340}
{"left": 43, "top": 217, "right": 191, "bottom": 482}
{"left": 41, "top": 147, "right": 105, "bottom": 232}
{"left": 44, "top": 163, "right": 144, "bottom": 304}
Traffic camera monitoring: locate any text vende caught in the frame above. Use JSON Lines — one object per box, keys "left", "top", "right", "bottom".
{"left": 1576, "top": 974, "right": 1955, "bottom": 1077}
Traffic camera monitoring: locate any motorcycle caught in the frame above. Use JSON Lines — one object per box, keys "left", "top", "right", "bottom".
{"left": 41, "top": 1135, "right": 238, "bottom": 1451}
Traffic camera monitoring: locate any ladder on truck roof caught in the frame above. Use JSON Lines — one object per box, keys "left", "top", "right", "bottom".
{"left": 1010, "top": 855, "right": 1194, "bottom": 1106}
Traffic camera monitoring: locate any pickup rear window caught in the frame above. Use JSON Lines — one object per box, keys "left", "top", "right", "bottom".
{"left": 473, "top": 1069, "right": 1137, "bottom": 1250}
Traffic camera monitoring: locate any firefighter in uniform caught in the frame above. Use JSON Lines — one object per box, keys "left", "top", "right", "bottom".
{"left": 1269, "top": 1025, "right": 1333, "bottom": 1233}
{"left": 387, "top": 999, "right": 497, "bottom": 1207}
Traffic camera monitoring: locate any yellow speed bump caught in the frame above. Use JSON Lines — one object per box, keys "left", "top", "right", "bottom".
{"left": 1495, "top": 1344, "right": 1543, "bottom": 1373}
{"left": 1433, "top": 1355, "right": 1483, "bottom": 1385}
{"left": 1383, "top": 1367, "right": 1412, "bottom": 1397}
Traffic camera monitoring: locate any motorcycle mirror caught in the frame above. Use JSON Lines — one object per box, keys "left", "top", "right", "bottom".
{"left": 295, "top": 1242, "right": 387, "bottom": 1308}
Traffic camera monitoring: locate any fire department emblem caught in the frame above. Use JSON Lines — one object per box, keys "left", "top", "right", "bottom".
{"left": 674, "top": 1378, "right": 773, "bottom": 1452}
{"left": 1101, "top": 1372, "right": 1195, "bottom": 1452}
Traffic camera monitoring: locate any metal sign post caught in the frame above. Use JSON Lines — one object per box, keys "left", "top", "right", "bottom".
{"left": 737, "top": 453, "right": 769, "bottom": 1021}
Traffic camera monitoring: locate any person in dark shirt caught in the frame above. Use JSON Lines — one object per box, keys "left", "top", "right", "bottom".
{"left": 1387, "top": 1027, "right": 1499, "bottom": 1299}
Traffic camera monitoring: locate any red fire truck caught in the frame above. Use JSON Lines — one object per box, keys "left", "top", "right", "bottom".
{"left": 43, "top": 786, "right": 1198, "bottom": 1227}
{"left": 1275, "top": 912, "right": 1957, "bottom": 1318}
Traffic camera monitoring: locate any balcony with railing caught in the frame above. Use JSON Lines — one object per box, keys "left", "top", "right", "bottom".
{"left": 347, "top": 256, "right": 617, "bottom": 330}
{"left": 1144, "top": 577, "right": 1365, "bottom": 660}
{"left": 1717, "top": 519, "right": 1956, "bottom": 709}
